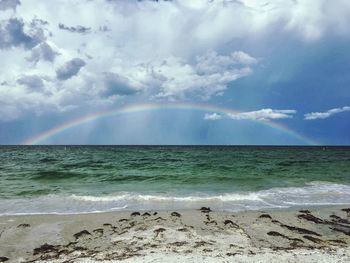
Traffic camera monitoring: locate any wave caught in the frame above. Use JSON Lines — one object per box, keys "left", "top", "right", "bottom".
{"left": 1, "top": 182, "right": 350, "bottom": 216}
{"left": 70, "top": 192, "right": 266, "bottom": 202}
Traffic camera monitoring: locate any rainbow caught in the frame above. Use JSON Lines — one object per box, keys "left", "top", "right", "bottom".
{"left": 23, "top": 102, "right": 318, "bottom": 145}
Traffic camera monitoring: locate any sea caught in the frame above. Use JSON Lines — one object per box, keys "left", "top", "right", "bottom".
{"left": 1, "top": 146, "right": 350, "bottom": 216}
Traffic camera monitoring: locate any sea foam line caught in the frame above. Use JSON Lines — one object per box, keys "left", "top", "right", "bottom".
{"left": 1, "top": 182, "right": 350, "bottom": 216}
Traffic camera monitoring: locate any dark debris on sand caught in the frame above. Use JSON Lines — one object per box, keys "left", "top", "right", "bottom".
{"left": 330, "top": 215, "right": 350, "bottom": 225}
{"left": 171, "top": 212, "right": 181, "bottom": 217}
{"left": 259, "top": 214, "right": 272, "bottom": 219}
{"left": 33, "top": 244, "right": 60, "bottom": 256}
{"left": 154, "top": 228, "right": 166, "bottom": 237}
{"left": 15, "top": 208, "right": 350, "bottom": 262}
{"left": 302, "top": 235, "right": 323, "bottom": 244}
{"left": 200, "top": 207, "right": 212, "bottom": 213}
{"left": 297, "top": 210, "right": 350, "bottom": 237}
{"left": 267, "top": 231, "right": 304, "bottom": 243}
{"left": 341, "top": 208, "right": 350, "bottom": 216}
{"left": 17, "top": 223, "right": 30, "bottom": 228}
{"left": 73, "top": 230, "right": 91, "bottom": 239}
{"left": 224, "top": 220, "right": 239, "bottom": 228}
{"left": 297, "top": 213, "right": 326, "bottom": 224}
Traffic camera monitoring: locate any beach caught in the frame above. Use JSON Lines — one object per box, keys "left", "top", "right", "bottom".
{"left": 1, "top": 146, "right": 350, "bottom": 262}
{"left": 1, "top": 206, "right": 350, "bottom": 262}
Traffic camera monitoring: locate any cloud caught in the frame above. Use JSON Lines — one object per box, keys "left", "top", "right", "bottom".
{"left": 151, "top": 52, "right": 255, "bottom": 100}
{"left": 56, "top": 58, "right": 86, "bottom": 80}
{"left": 1, "top": 0, "right": 350, "bottom": 121}
{"left": 28, "top": 42, "right": 60, "bottom": 63}
{"left": 0, "top": 18, "right": 45, "bottom": 49}
{"left": 30, "top": 18, "right": 49, "bottom": 27}
{"left": 205, "top": 109, "right": 296, "bottom": 121}
{"left": 101, "top": 72, "right": 141, "bottom": 97}
{"left": 196, "top": 51, "right": 257, "bottom": 75}
{"left": 58, "top": 23, "right": 91, "bottom": 34}
{"left": 0, "top": 82, "right": 70, "bottom": 122}
{"left": 304, "top": 106, "right": 350, "bottom": 120}
{"left": 17, "top": 75, "right": 44, "bottom": 90}
{"left": 228, "top": 109, "right": 296, "bottom": 120}
{"left": 204, "top": 113, "right": 222, "bottom": 121}
{"left": 0, "top": 0, "right": 20, "bottom": 11}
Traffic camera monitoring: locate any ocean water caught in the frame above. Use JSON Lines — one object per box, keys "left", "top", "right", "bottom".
{"left": 0, "top": 146, "right": 350, "bottom": 215}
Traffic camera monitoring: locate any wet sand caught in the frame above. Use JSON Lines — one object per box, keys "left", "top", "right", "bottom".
{"left": 1, "top": 206, "right": 350, "bottom": 262}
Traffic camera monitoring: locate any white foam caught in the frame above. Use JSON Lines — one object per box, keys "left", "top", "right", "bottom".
{"left": 71, "top": 192, "right": 265, "bottom": 202}
{"left": 1, "top": 182, "right": 350, "bottom": 216}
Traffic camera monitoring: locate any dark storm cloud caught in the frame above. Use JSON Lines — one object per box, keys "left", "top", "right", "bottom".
{"left": 56, "top": 58, "right": 86, "bottom": 80}
{"left": 0, "top": 0, "right": 21, "bottom": 11}
{"left": 17, "top": 75, "right": 44, "bottom": 90}
{"left": 0, "top": 18, "right": 45, "bottom": 49}
{"left": 102, "top": 72, "right": 139, "bottom": 97}
{"left": 28, "top": 42, "right": 60, "bottom": 63}
{"left": 58, "top": 23, "right": 91, "bottom": 34}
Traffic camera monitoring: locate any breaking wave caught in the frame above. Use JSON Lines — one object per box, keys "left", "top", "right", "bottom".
{"left": 1, "top": 182, "right": 350, "bottom": 216}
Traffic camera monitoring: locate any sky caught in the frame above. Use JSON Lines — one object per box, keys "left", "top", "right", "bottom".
{"left": 0, "top": 0, "right": 349, "bottom": 145}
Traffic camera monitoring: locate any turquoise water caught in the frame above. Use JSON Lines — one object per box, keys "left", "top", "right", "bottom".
{"left": 1, "top": 146, "right": 350, "bottom": 215}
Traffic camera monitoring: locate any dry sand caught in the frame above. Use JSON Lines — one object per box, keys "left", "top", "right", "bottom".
{"left": 1, "top": 206, "right": 350, "bottom": 262}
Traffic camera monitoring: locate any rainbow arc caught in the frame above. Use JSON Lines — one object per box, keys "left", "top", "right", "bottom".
{"left": 23, "top": 102, "right": 318, "bottom": 145}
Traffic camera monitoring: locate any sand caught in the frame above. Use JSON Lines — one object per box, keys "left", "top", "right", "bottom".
{"left": 1, "top": 206, "right": 350, "bottom": 262}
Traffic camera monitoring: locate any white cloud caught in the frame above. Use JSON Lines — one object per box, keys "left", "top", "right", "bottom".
{"left": 150, "top": 52, "right": 254, "bottom": 100}
{"left": 227, "top": 109, "right": 296, "bottom": 120}
{"left": 195, "top": 50, "right": 257, "bottom": 75}
{"left": 304, "top": 106, "right": 350, "bottom": 120}
{"left": 0, "top": 0, "right": 350, "bottom": 121}
{"left": 204, "top": 109, "right": 296, "bottom": 121}
{"left": 204, "top": 113, "right": 222, "bottom": 121}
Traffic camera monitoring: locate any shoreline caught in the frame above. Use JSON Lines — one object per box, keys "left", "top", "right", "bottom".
{"left": 1, "top": 203, "right": 349, "bottom": 217}
{"left": 1, "top": 206, "right": 350, "bottom": 262}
